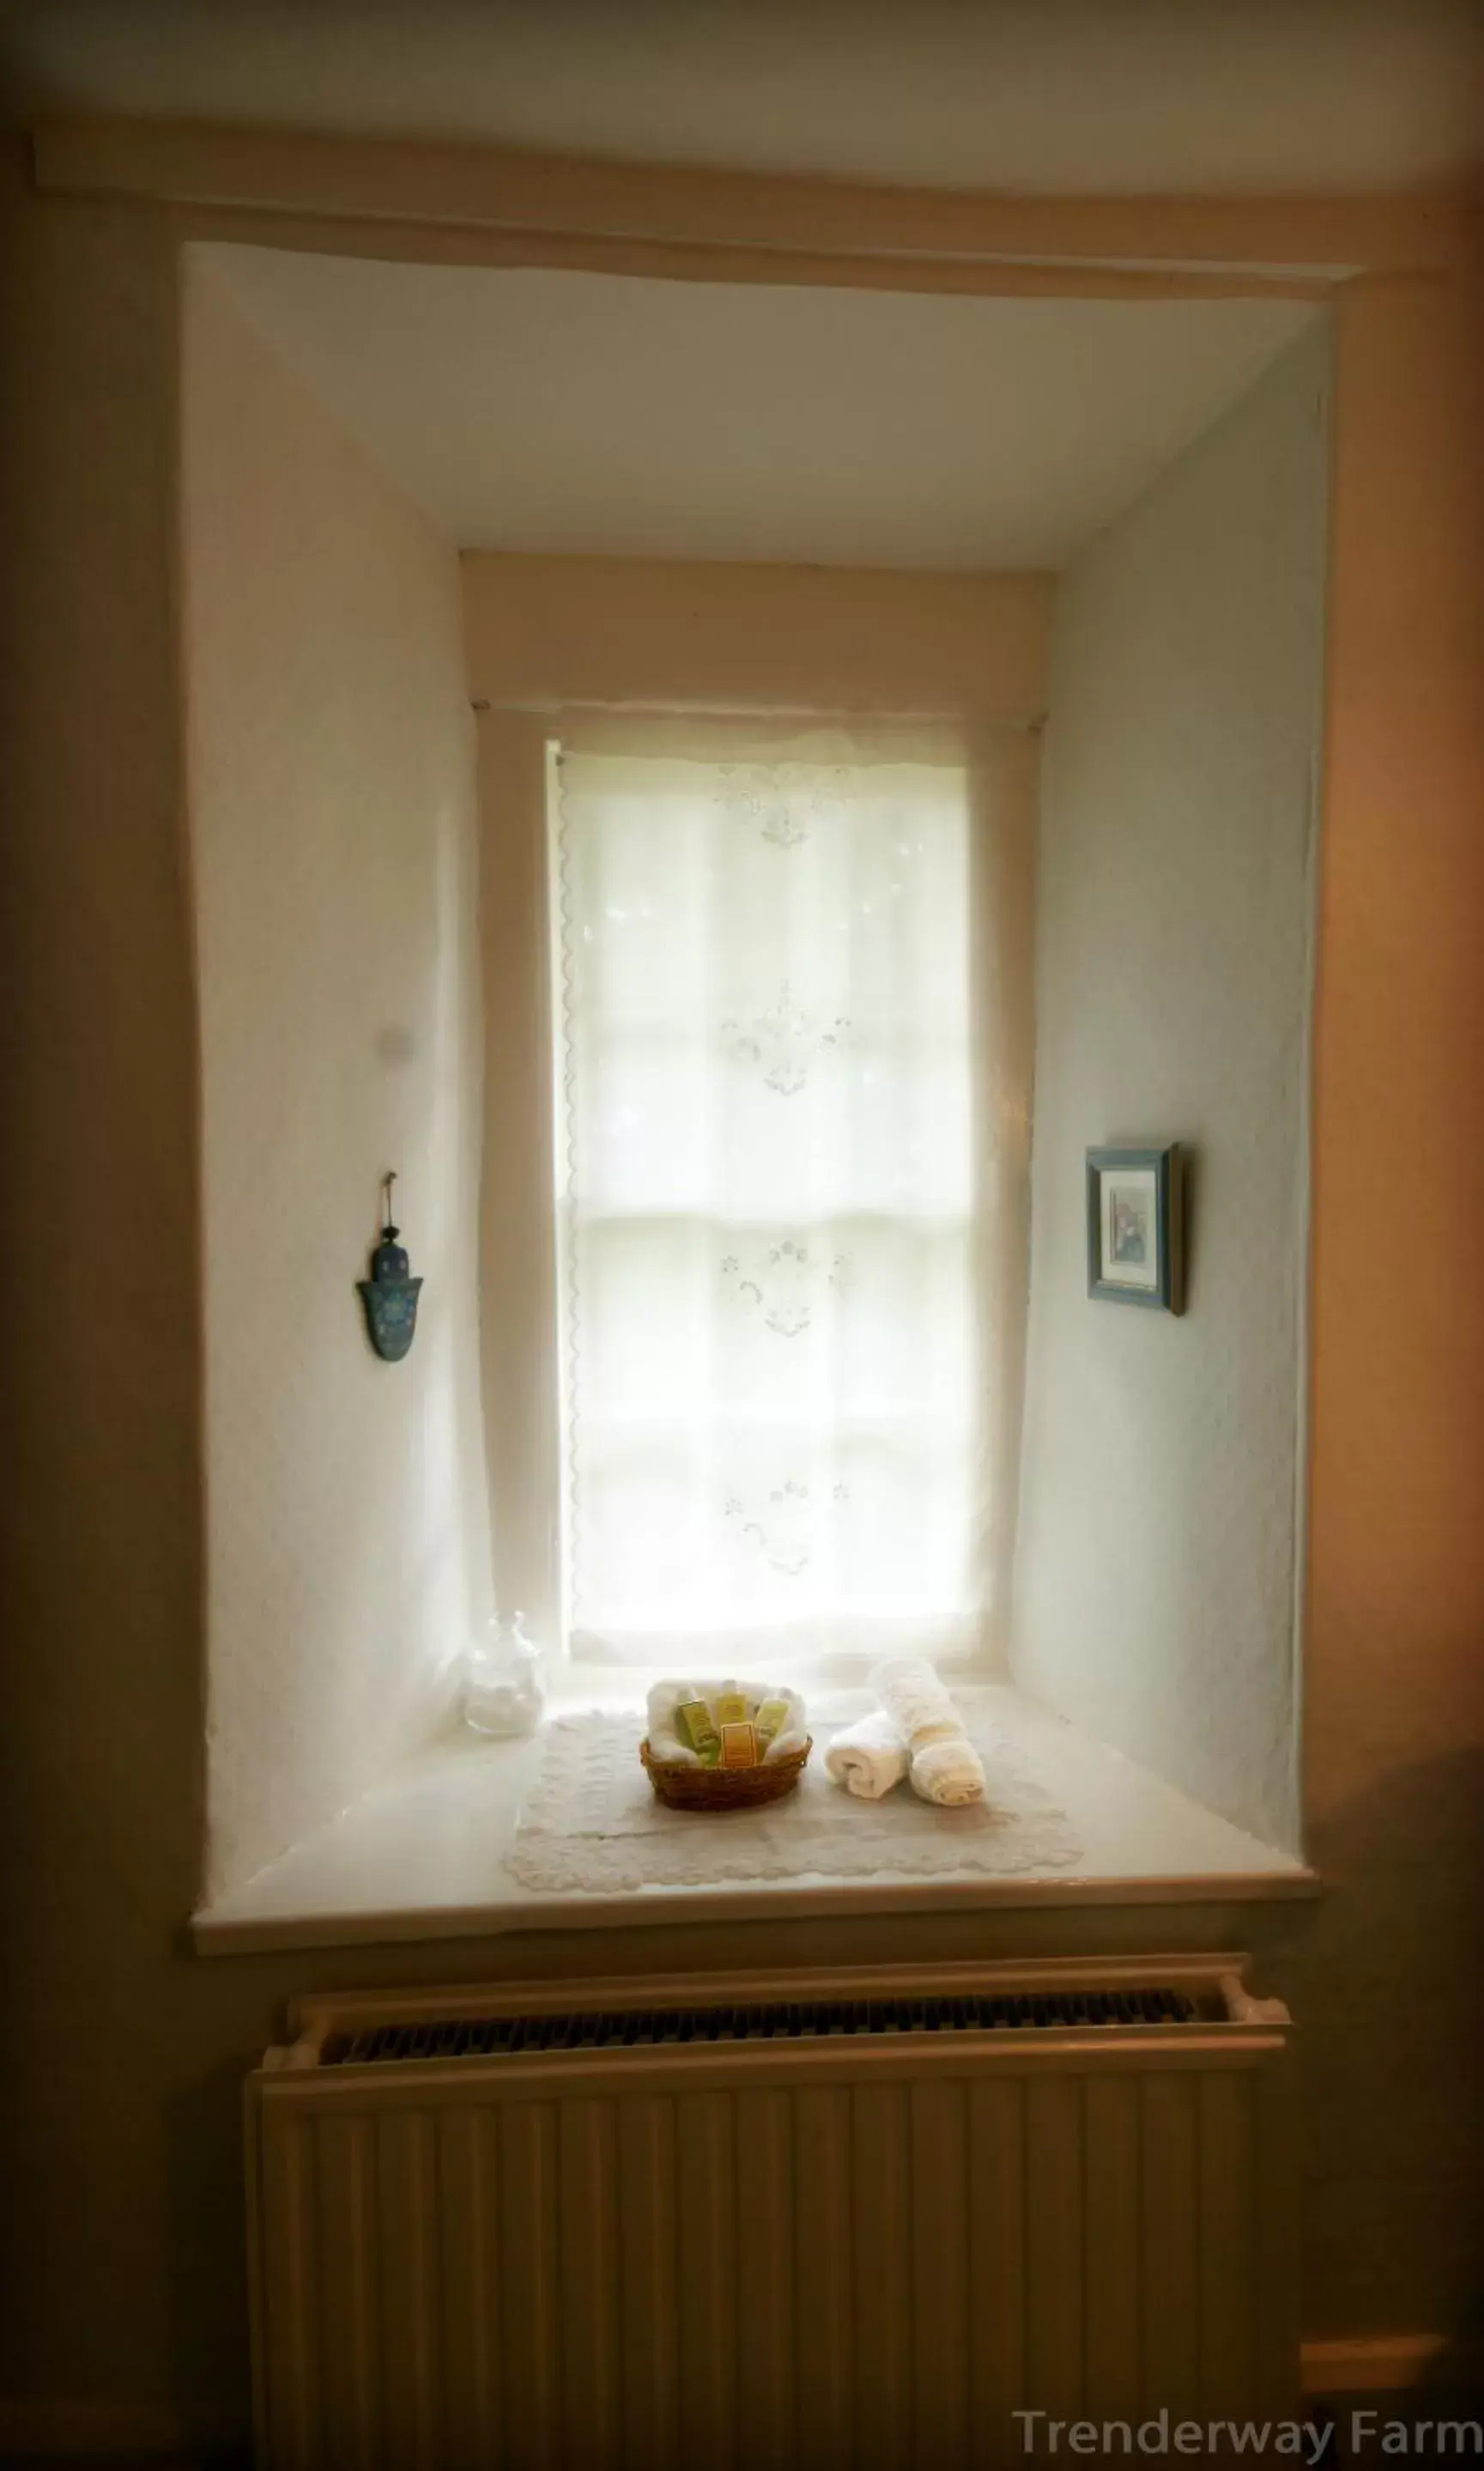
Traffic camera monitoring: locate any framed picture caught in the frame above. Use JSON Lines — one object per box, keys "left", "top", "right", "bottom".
{"left": 1086, "top": 1144, "right": 1184, "bottom": 1313}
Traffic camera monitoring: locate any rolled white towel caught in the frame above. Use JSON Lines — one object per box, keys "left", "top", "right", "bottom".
{"left": 824, "top": 1709, "right": 908, "bottom": 1798}
{"left": 907, "top": 1733, "right": 986, "bottom": 1807}
{"left": 870, "top": 1659, "right": 986, "bottom": 1807}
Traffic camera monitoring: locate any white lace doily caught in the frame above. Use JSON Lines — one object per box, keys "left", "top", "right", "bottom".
{"left": 506, "top": 1713, "right": 1083, "bottom": 1894}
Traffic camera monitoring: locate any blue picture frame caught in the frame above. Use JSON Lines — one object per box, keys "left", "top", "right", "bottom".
{"left": 1086, "top": 1144, "right": 1184, "bottom": 1313}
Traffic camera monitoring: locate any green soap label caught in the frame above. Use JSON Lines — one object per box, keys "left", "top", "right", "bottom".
{"left": 675, "top": 1697, "right": 720, "bottom": 1756}
{"left": 755, "top": 1697, "right": 790, "bottom": 1746}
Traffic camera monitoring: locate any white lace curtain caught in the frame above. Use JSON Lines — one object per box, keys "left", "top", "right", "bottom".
{"left": 553, "top": 729, "right": 1015, "bottom": 1671}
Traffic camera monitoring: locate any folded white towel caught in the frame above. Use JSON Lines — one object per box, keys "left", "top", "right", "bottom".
{"left": 870, "top": 1659, "right": 986, "bottom": 1807}
{"left": 824, "top": 1709, "right": 909, "bottom": 1799}
{"left": 762, "top": 1716, "right": 809, "bottom": 1765}
{"left": 645, "top": 1724, "right": 701, "bottom": 1766}
{"left": 645, "top": 1678, "right": 704, "bottom": 1764}
{"left": 644, "top": 1677, "right": 808, "bottom": 1765}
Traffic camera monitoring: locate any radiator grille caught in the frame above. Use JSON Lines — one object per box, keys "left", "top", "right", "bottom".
{"left": 320, "top": 1984, "right": 1201, "bottom": 2067}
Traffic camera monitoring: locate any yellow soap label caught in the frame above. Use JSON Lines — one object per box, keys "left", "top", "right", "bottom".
{"left": 720, "top": 1721, "right": 760, "bottom": 1770}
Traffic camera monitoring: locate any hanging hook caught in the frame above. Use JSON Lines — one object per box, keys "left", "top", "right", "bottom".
{"left": 381, "top": 1169, "right": 397, "bottom": 1234}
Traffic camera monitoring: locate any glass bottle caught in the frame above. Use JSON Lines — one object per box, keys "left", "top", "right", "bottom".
{"left": 463, "top": 1611, "right": 547, "bottom": 1738}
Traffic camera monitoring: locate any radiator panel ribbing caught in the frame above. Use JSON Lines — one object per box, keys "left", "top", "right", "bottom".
{"left": 248, "top": 1958, "right": 1298, "bottom": 2468}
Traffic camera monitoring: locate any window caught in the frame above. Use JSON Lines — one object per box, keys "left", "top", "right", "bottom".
{"left": 551, "top": 733, "right": 998, "bottom": 1670}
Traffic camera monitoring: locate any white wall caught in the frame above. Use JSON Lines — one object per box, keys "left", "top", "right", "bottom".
{"left": 183, "top": 255, "right": 491, "bottom": 1897}
{"left": 1013, "top": 323, "right": 1330, "bottom": 1853}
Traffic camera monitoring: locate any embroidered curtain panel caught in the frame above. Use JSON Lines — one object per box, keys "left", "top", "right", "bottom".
{"left": 554, "top": 738, "right": 996, "bottom": 1668}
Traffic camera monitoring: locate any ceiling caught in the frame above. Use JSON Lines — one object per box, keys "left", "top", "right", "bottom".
{"left": 199, "top": 245, "right": 1317, "bottom": 571}
{"left": 4, "top": 0, "right": 1482, "bottom": 195}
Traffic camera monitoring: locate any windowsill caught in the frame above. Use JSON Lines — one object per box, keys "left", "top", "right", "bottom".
{"left": 192, "top": 1674, "right": 1315, "bottom": 1955}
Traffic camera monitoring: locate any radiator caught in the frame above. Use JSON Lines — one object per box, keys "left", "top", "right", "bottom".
{"left": 246, "top": 1955, "right": 1298, "bottom": 2468}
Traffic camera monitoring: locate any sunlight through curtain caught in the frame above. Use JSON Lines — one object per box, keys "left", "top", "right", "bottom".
{"left": 553, "top": 733, "right": 995, "bottom": 1669}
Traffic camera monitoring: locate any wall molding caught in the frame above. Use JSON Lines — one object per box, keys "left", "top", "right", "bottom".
{"left": 168, "top": 207, "right": 1336, "bottom": 304}
{"left": 0, "top": 2395, "right": 244, "bottom": 2456}
{"left": 3, "top": 2348, "right": 1469, "bottom": 2452}
{"left": 1302, "top": 2334, "right": 1481, "bottom": 2395}
{"left": 32, "top": 118, "right": 1475, "bottom": 287}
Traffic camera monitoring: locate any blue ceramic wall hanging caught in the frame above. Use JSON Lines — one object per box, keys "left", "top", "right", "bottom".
{"left": 358, "top": 1172, "right": 423, "bottom": 1362}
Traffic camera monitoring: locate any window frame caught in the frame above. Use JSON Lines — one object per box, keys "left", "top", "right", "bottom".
{"left": 470, "top": 591, "right": 1045, "bottom": 1683}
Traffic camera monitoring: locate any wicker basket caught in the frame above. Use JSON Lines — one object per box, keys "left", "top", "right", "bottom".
{"left": 639, "top": 1736, "right": 812, "bottom": 1812}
